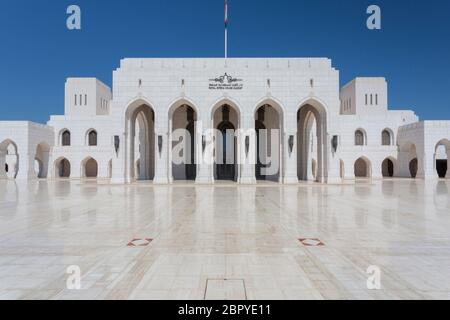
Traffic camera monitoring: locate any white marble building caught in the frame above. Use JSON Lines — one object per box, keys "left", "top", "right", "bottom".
{"left": 1, "top": 58, "right": 449, "bottom": 183}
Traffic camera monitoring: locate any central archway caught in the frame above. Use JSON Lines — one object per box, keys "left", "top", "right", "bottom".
{"left": 125, "top": 100, "right": 155, "bottom": 182}
{"left": 82, "top": 157, "right": 98, "bottom": 178}
{"left": 297, "top": 100, "right": 327, "bottom": 182}
{"left": 213, "top": 104, "right": 240, "bottom": 181}
{"left": 254, "top": 103, "right": 283, "bottom": 182}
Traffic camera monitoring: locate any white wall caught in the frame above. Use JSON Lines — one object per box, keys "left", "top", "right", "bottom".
{"left": 1, "top": 58, "right": 449, "bottom": 183}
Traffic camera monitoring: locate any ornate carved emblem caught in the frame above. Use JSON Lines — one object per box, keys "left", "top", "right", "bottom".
{"left": 209, "top": 73, "right": 243, "bottom": 90}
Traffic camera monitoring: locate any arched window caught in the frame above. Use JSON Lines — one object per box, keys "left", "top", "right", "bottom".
{"left": 382, "top": 130, "right": 392, "bottom": 146}
{"left": 88, "top": 130, "right": 97, "bottom": 146}
{"left": 355, "top": 130, "right": 365, "bottom": 146}
{"left": 61, "top": 130, "right": 71, "bottom": 146}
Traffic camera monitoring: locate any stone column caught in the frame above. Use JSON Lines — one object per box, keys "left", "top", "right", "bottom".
{"left": 417, "top": 152, "right": 437, "bottom": 180}
{"left": 239, "top": 112, "right": 256, "bottom": 184}
{"left": 315, "top": 126, "right": 326, "bottom": 183}
{"left": 306, "top": 138, "right": 313, "bottom": 181}
{"left": 70, "top": 156, "right": 81, "bottom": 179}
{"left": 16, "top": 152, "right": 36, "bottom": 180}
{"left": 283, "top": 131, "right": 299, "bottom": 184}
{"left": 371, "top": 159, "right": 383, "bottom": 179}
{"left": 344, "top": 159, "right": 355, "bottom": 180}
{"left": 0, "top": 150, "right": 7, "bottom": 179}
{"left": 153, "top": 130, "right": 169, "bottom": 184}
{"left": 97, "top": 159, "right": 109, "bottom": 179}
{"left": 397, "top": 152, "right": 412, "bottom": 178}
{"left": 40, "top": 150, "right": 50, "bottom": 179}
{"left": 326, "top": 141, "right": 342, "bottom": 184}
{"left": 196, "top": 119, "right": 214, "bottom": 184}
{"left": 446, "top": 148, "right": 450, "bottom": 179}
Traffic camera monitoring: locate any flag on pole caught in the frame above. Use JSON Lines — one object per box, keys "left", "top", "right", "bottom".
{"left": 225, "top": 0, "right": 228, "bottom": 28}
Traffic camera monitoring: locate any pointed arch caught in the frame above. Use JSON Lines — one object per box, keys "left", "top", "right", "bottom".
{"left": 59, "top": 129, "right": 71, "bottom": 146}
{"left": 54, "top": 157, "right": 71, "bottom": 178}
{"left": 210, "top": 96, "right": 242, "bottom": 124}
{"left": 124, "top": 98, "right": 156, "bottom": 182}
{"left": 168, "top": 96, "right": 201, "bottom": 118}
{"left": 35, "top": 142, "right": 50, "bottom": 178}
{"left": 382, "top": 157, "right": 397, "bottom": 178}
{"left": 211, "top": 98, "right": 242, "bottom": 182}
{"left": 0, "top": 139, "right": 19, "bottom": 179}
{"left": 297, "top": 98, "right": 328, "bottom": 182}
{"left": 382, "top": 128, "right": 394, "bottom": 146}
{"left": 253, "top": 97, "right": 286, "bottom": 124}
{"left": 434, "top": 139, "right": 450, "bottom": 178}
{"left": 253, "top": 98, "right": 285, "bottom": 182}
{"left": 86, "top": 129, "right": 98, "bottom": 146}
{"left": 169, "top": 99, "right": 198, "bottom": 181}
{"left": 354, "top": 156, "right": 372, "bottom": 178}
{"left": 355, "top": 128, "right": 367, "bottom": 146}
{"left": 81, "top": 156, "right": 98, "bottom": 178}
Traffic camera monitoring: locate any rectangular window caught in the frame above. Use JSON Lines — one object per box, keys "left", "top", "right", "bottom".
{"left": 375, "top": 94, "right": 378, "bottom": 105}
{"left": 85, "top": 94, "right": 87, "bottom": 105}
{"left": 365, "top": 94, "right": 368, "bottom": 105}
{"left": 370, "top": 94, "right": 373, "bottom": 105}
{"left": 74, "top": 94, "right": 77, "bottom": 106}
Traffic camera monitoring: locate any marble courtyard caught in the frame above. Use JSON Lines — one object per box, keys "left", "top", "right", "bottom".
{"left": 1, "top": 178, "right": 450, "bottom": 300}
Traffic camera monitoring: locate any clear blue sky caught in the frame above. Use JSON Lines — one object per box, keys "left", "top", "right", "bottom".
{"left": 0, "top": 0, "right": 449, "bottom": 123}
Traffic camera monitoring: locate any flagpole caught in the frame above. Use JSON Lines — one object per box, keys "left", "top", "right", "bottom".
{"left": 225, "top": 0, "right": 228, "bottom": 59}
{"left": 225, "top": 27, "right": 228, "bottom": 59}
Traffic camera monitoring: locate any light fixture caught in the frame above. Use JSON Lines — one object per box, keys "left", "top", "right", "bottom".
{"left": 332, "top": 135, "right": 339, "bottom": 153}
{"left": 202, "top": 135, "right": 206, "bottom": 153}
{"left": 245, "top": 136, "right": 250, "bottom": 157}
{"left": 158, "top": 135, "right": 163, "bottom": 156}
{"left": 288, "top": 135, "right": 294, "bottom": 155}
{"left": 114, "top": 135, "right": 120, "bottom": 155}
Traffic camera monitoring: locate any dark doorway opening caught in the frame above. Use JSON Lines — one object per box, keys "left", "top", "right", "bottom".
{"left": 216, "top": 121, "right": 236, "bottom": 181}
{"left": 185, "top": 121, "right": 196, "bottom": 180}
{"left": 382, "top": 159, "right": 394, "bottom": 177}
{"left": 255, "top": 120, "right": 266, "bottom": 180}
{"left": 436, "top": 160, "right": 448, "bottom": 178}
{"left": 409, "top": 158, "right": 418, "bottom": 178}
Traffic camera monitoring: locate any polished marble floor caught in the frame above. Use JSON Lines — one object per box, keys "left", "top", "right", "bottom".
{"left": 1, "top": 178, "right": 450, "bottom": 300}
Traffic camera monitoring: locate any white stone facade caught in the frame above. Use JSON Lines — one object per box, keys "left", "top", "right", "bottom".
{"left": 1, "top": 58, "right": 449, "bottom": 183}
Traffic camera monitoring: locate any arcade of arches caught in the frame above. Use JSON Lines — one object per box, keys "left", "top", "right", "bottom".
{"left": 2, "top": 102, "right": 450, "bottom": 182}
